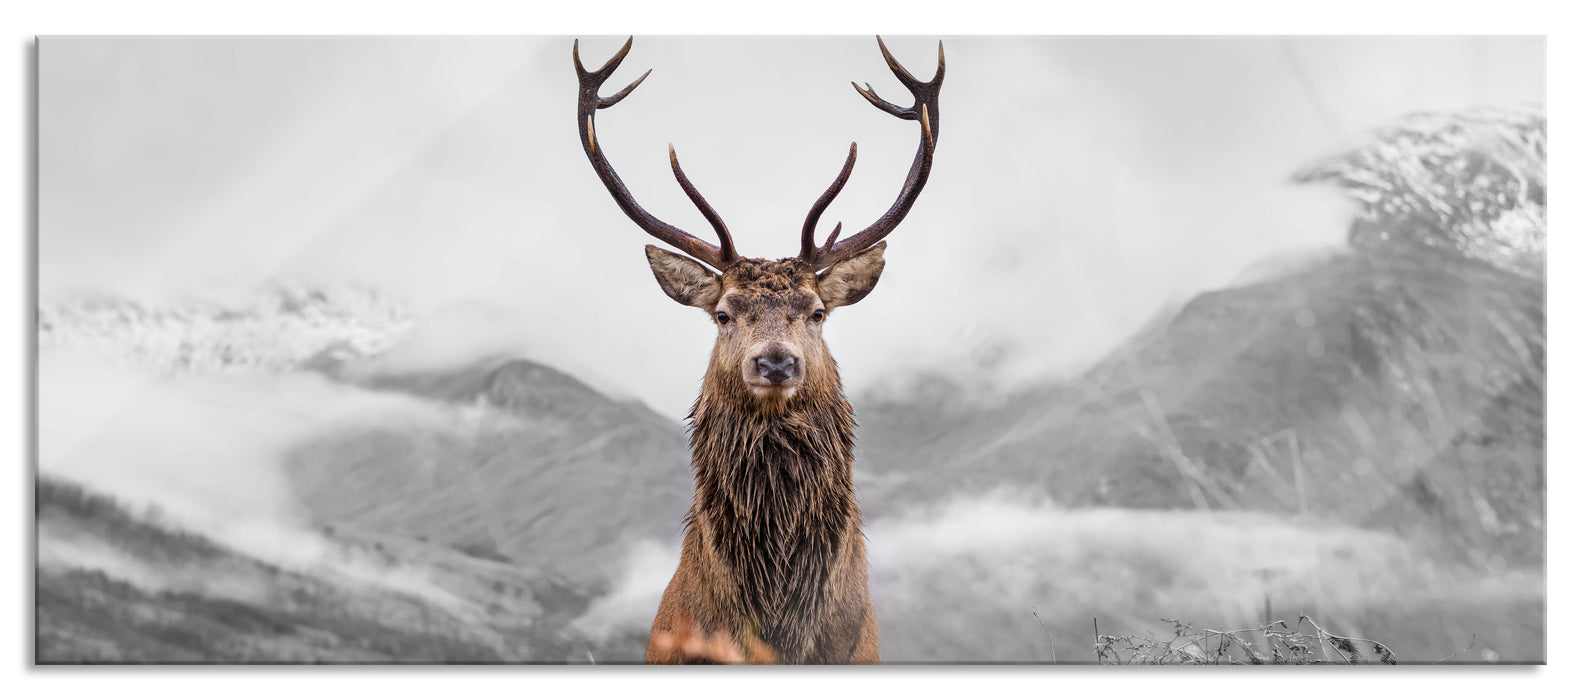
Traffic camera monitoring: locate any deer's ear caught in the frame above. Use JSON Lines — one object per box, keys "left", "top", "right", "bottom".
{"left": 646, "top": 245, "right": 722, "bottom": 309}
{"left": 817, "top": 242, "right": 886, "bottom": 309}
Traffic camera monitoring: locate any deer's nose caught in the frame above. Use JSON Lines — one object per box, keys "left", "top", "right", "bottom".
{"left": 755, "top": 353, "right": 798, "bottom": 384}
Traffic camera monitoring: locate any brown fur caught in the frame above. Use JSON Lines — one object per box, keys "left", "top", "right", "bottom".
{"left": 644, "top": 247, "right": 886, "bottom": 664}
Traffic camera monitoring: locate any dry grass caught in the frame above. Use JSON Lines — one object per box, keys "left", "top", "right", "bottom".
{"left": 1090, "top": 614, "right": 1471, "bottom": 665}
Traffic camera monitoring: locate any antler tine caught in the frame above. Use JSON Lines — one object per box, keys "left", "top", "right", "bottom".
{"left": 575, "top": 37, "right": 736, "bottom": 271}
{"left": 600, "top": 68, "right": 651, "bottom": 108}
{"left": 800, "top": 142, "right": 858, "bottom": 260}
{"left": 670, "top": 145, "right": 737, "bottom": 263}
{"left": 851, "top": 81, "right": 909, "bottom": 119}
{"left": 823, "top": 222, "right": 843, "bottom": 252}
{"left": 574, "top": 36, "right": 651, "bottom": 102}
{"left": 804, "top": 37, "right": 945, "bottom": 271}
{"left": 875, "top": 36, "right": 919, "bottom": 86}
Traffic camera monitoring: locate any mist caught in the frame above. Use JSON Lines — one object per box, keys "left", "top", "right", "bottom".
{"left": 37, "top": 350, "right": 525, "bottom": 588}
{"left": 573, "top": 489, "right": 1543, "bottom": 662}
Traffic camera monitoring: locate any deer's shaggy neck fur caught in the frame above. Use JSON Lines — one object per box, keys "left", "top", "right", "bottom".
{"left": 683, "top": 360, "right": 869, "bottom": 664}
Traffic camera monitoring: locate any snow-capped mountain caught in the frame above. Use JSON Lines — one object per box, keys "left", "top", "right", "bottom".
{"left": 38, "top": 281, "right": 413, "bottom": 374}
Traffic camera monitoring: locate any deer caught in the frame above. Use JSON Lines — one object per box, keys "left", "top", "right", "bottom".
{"left": 572, "top": 36, "right": 943, "bottom": 665}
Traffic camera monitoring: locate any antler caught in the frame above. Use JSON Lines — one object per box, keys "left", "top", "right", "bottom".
{"left": 801, "top": 36, "right": 944, "bottom": 271}
{"left": 575, "top": 37, "right": 738, "bottom": 271}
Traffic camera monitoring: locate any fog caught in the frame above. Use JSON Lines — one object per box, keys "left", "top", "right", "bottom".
{"left": 39, "top": 341, "right": 1544, "bottom": 661}
{"left": 575, "top": 490, "right": 1543, "bottom": 661}
{"left": 39, "top": 36, "right": 1545, "bottom": 419}
{"left": 37, "top": 351, "right": 526, "bottom": 611}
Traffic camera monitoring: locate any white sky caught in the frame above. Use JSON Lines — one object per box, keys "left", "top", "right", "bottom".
{"left": 39, "top": 36, "right": 1545, "bottom": 418}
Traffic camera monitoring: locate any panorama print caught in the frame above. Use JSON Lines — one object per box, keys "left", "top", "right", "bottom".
{"left": 36, "top": 35, "right": 1545, "bottom": 664}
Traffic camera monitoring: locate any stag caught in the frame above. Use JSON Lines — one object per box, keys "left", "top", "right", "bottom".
{"left": 573, "top": 36, "right": 943, "bottom": 664}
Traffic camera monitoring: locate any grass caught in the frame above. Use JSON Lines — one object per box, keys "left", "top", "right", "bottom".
{"left": 1092, "top": 615, "right": 1415, "bottom": 665}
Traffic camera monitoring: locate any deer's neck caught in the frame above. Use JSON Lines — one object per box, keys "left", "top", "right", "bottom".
{"left": 685, "top": 387, "right": 861, "bottom": 630}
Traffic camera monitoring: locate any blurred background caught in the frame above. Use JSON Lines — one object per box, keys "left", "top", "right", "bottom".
{"left": 36, "top": 35, "right": 1544, "bottom": 663}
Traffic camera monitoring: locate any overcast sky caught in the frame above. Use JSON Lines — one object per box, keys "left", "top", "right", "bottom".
{"left": 39, "top": 36, "right": 1545, "bottom": 418}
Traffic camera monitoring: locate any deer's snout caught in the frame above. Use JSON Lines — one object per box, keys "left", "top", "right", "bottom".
{"left": 754, "top": 351, "right": 799, "bottom": 385}
{"left": 744, "top": 341, "right": 803, "bottom": 392}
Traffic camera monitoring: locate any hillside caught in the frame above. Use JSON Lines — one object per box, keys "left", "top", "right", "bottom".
{"left": 37, "top": 476, "right": 593, "bottom": 663}
{"left": 284, "top": 357, "right": 694, "bottom": 587}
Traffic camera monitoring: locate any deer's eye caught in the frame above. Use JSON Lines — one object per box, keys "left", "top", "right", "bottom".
{"left": 715, "top": 311, "right": 731, "bottom": 325}
{"left": 811, "top": 310, "right": 826, "bottom": 323}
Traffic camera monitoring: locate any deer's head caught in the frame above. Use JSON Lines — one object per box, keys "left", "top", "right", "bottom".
{"left": 574, "top": 37, "right": 943, "bottom": 408}
{"left": 644, "top": 244, "right": 887, "bottom": 404}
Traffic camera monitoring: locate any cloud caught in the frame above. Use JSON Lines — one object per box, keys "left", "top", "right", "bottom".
{"left": 569, "top": 538, "right": 680, "bottom": 643}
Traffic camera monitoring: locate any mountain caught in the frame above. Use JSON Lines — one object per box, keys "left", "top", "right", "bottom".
{"left": 38, "top": 281, "right": 412, "bottom": 374}
{"left": 38, "top": 280, "right": 696, "bottom": 590}
{"left": 38, "top": 282, "right": 696, "bottom": 662}
{"left": 1292, "top": 105, "right": 1545, "bottom": 281}
{"left": 284, "top": 356, "right": 694, "bottom": 588}
{"left": 848, "top": 106, "right": 1545, "bottom": 662}
{"left": 856, "top": 106, "right": 1546, "bottom": 570}
{"left": 858, "top": 249, "right": 1540, "bottom": 536}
